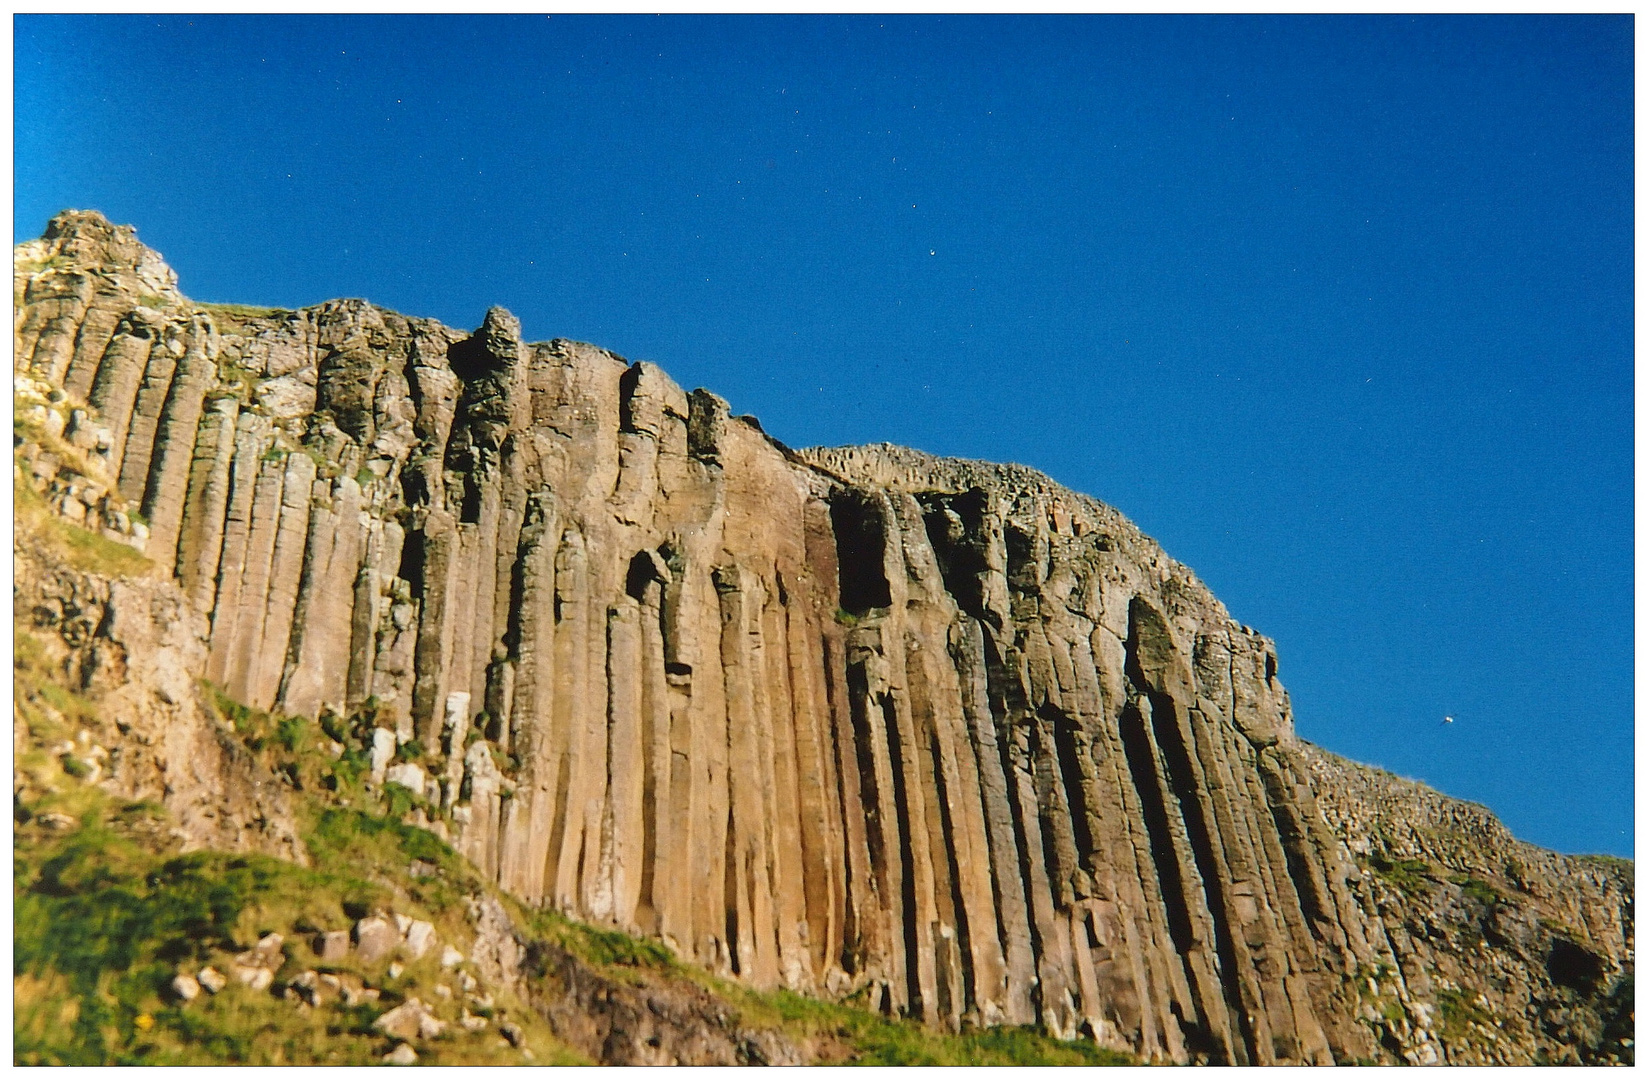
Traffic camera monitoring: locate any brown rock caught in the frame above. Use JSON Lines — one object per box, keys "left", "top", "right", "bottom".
{"left": 315, "top": 930, "right": 351, "bottom": 961}
{"left": 373, "top": 997, "right": 441, "bottom": 1041}
{"left": 383, "top": 1042, "right": 418, "bottom": 1065}
{"left": 171, "top": 973, "right": 201, "bottom": 1002}
{"left": 354, "top": 914, "right": 401, "bottom": 965}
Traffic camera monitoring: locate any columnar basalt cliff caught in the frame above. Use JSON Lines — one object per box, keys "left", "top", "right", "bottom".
{"left": 14, "top": 212, "right": 1633, "bottom": 1065}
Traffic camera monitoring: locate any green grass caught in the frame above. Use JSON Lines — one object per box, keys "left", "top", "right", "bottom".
{"left": 733, "top": 987, "right": 1134, "bottom": 1065}
{"left": 15, "top": 253, "right": 73, "bottom": 275}
{"left": 1367, "top": 853, "right": 1433, "bottom": 897}
{"left": 196, "top": 301, "right": 287, "bottom": 320}
{"left": 1436, "top": 988, "right": 1494, "bottom": 1042}
{"left": 14, "top": 772, "right": 578, "bottom": 1064}
{"left": 1573, "top": 853, "right": 1632, "bottom": 876}
{"left": 15, "top": 477, "right": 151, "bottom": 580}
{"left": 511, "top": 908, "right": 1133, "bottom": 1065}
{"left": 1450, "top": 875, "right": 1501, "bottom": 908}
{"left": 522, "top": 906, "right": 680, "bottom": 972}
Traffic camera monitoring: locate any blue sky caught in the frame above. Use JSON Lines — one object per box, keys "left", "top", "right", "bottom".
{"left": 15, "top": 15, "right": 1633, "bottom": 856}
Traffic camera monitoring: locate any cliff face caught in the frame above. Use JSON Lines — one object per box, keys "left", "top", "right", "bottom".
{"left": 13, "top": 211, "right": 1632, "bottom": 1065}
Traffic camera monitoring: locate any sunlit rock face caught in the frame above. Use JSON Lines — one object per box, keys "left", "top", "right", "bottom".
{"left": 15, "top": 210, "right": 1632, "bottom": 1065}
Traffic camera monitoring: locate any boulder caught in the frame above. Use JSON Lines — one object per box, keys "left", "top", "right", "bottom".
{"left": 354, "top": 914, "right": 401, "bottom": 965}
{"left": 383, "top": 1043, "right": 418, "bottom": 1065}
{"left": 404, "top": 919, "right": 437, "bottom": 960}
{"left": 373, "top": 997, "right": 440, "bottom": 1041}
{"left": 289, "top": 969, "right": 322, "bottom": 1006}
{"left": 334, "top": 972, "right": 379, "bottom": 1007}
{"left": 314, "top": 929, "right": 351, "bottom": 961}
{"left": 369, "top": 727, "right": 397, "bottom": 785}
{"left": 233, "top": 965, "right": 274, "bottom": 991}
{"left": 196, "top": 966, "right": 227, "bottom": 994}
{"left": 385, "top": 761, "right": 427, "bottom": 798}
{"left": 171, "top": 973, "right": 200, "bottom": 1002}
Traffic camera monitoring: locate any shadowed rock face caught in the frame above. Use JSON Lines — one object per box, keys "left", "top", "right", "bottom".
{"left": 13, "top": 210, "right": 1632, "bottom": 1065}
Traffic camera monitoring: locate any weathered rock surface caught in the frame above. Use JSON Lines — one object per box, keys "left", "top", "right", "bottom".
{"left": 12, "top": 210, "right": 1632, "bottom": 1064}
{"left": 14, "top": 465, "right": 304, "bottom": 863}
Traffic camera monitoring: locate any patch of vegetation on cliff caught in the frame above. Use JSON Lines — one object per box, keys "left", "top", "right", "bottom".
{"left": 1573, "top": 853, "right": 1633, "bottom": 877}
{"left": 15, "top": 476, "right": 151, "bottom": 579}
{"left": 735, "top": 987, "right": 1135, "bottom": 1066}
{"left": 14, "top": 778, "right": 578, "bottom": 1064}
{"left": 15, "top": 252, "right": 72, "bottom": 275}
{"left": 1436, "top": 987, "right": 1495, "bottom": 1042}
{"left": 207, "top": 690, "right": 445, "bottom": 826}
{"left": 1366, "top": 852, "right": 1434, "bottom": 897}
{"left": 1449, "top": 874, "right": 1502, "bottom": 909}
{"left": 196, "top": 301, "right": 287, "bottom": 321}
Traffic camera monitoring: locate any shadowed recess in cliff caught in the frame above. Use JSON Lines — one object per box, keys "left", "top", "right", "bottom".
{"left": 919, "top": 488, "right": 992, "bottom": 621}
{"left": 1040, "top": 703, "right": 1095, "bottom": 870}
{"left": 829, "top": 492, "right": 891, "bottom": 615}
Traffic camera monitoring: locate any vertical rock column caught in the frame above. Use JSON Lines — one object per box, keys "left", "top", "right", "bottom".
{"left": 86, "top": 311, "right": 159, "bottom": 471}
{"left": 605, "top": 596, "right": 647, "bottom": 930}
{"left": 247, "top": 452, "right": 318, "bottom": 709}
{"left": 782, "top": 564, "right": 849, "bottom": 989}
{"left": 116, "top": 322, "right": 185, "bottom": 502}
{"left": 497, "top": 493, "right": 560, "bottom": 902}
{"left": 219, "top": 451, "right": 290, "bottom": 705}
{"left": 548, "top": 529, "right": 601, "bottom": 914}
{"left": 61, "top": 277, "right": 135, "bottom": 400}
{"left": 175, "top": 396, "right": 239, "bottom": 609}
{"left": 204, "top": 415, "right": 273, "bottom": 687}
{"left": 279, "top": 477, "right": 367, "bottom": 717}
{"left": 714, "top": 564, "right": 781, "bottom": 987}
{"left": 953, "top": 615, "right": 1040, "bottom": 1026}
{"left": 21, "top": 270, "right": 92, "bottom": 383}
{"left": 141, "top": 314, "right": 218, "bottom": 570}
{"left": 410, "top": 512, "right": 461, "bottom": 750}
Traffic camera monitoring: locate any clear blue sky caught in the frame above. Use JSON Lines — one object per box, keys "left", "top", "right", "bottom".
{"left": 15, "top": 15, "right": 1633, "bottom": 856}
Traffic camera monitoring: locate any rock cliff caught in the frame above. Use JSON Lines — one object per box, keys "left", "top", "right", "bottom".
{"left": 13, "top": 211, "right": 1632, "bottom": 1064}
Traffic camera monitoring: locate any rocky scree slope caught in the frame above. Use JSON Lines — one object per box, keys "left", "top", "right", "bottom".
{"left": 13, "top": 210, "right": 1633, "bottom": 1064}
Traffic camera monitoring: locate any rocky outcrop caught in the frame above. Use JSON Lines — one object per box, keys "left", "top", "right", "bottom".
{"left": 13, "top": 210, "right": 1631, "bottom": 1064}
{"left": 14, "top": 471, "right": 304, "bottom": 864}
